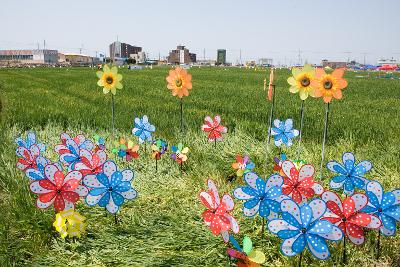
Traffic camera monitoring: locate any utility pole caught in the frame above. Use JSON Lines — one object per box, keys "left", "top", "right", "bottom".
{"left": 43, "top": 40, "right": 46, "bottom": 50}
{"left": 203, "top": 48, "right": 205, "bottom": 60}
{"left": 239, "top": 49, "right": 242, "bottom": 65}
{"left": 298, "top": 49, "right": 302, "bottom": 66}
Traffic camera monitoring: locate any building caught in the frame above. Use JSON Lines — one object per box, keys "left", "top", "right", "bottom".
{"left": 109, "top": 41, "right": 142, "bottom": 59}
{"left": 0, "top": 49, "right": 58, "bottom": 64}
{"left": 377, "top": 58, "right": 399, "bottom": 66}
{"left": 258, "top": 58, "right": 273, "bottom": 67}
{"left": 129, "top": 51, "right": 147, "bottom": 64}
{"left": 217, "top": 49, "right": 226, "bottom": 65}
{"left": 167, "top": 45, "right": 196, "bottom": 64}
{"left": 59, "top": 53, "right": 99, "bottom": 65}
{"left": 321, "top": 60, "right": 347, "bottom": 69}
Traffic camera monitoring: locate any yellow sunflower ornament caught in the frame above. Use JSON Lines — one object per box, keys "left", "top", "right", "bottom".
{"left": 287, "top": 64, "right": 316, "bottom": 100}
{"left": 96, "top": 64, "right": 123, "bottom": 95}
{"left": 53, "top": 209, "right": 86, "bottom": 238}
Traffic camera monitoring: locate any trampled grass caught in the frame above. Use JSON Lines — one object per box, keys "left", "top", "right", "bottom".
{"left": 0, "top": 67, "right": 399, "bottom": 266}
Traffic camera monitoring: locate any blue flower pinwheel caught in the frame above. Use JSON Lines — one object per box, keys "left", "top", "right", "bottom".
{"left": 83, "top": 160, "right": 138, "bottom": 214}
{"left": 270, "top": 119, "right": 299, "bottom": 147}
{"left": 24, "top": 156, "right": 50, "bottom": 181}
{"left": 327, "top": 152, "right": 372, "bottom": 195}
{"left": 362, "top": 181, "right": 400, "bottom": 236}
{"left": 268, "top": 198, "right": 343, "bottom": 260}
{"left": 233, "top": 172, "right": 287, "bottom": 219}
{"left": 132, "top": 115, "right": 155, "bottom": 144}
{"left": 15, "top": 131, "right": 46, "bottom": 152}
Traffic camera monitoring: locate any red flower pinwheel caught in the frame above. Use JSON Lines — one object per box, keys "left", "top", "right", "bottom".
{"left": 16, "top": 145, "right": 40, "bottom": 171}
{"left": 199, "top": 179, "right": 239, "bottom": 242}
{"left": 74, "top": 149, "right": 107, "bottom": 176}
{"left": 55, "top": 133, "right": 94, "bottom": 155}
{"left": 281, "top": 160, "right": 324, "bottom": 204}
{"left": 201, "top": 115, "right": 227, "bottom": 142}
{"left": 322, "top": 191, "right": 382, "bottom": 245}
{"left": 29, "top": 164, "right": 88, "bottom": 211}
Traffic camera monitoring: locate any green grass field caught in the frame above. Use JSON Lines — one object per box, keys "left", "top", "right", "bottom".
{"left": 0, "top": 66, "right": 399, "bottom": 266}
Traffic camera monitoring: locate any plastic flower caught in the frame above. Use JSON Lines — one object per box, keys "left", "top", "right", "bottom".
{"left": 83, "top": 161, "right": 138, "bottom": 214}
{"left": 362, "top": 181, "right": 400, "bottom": 236}
{"left": 287, "top": 64, "right": 316, "bottom": 100}
{"left": 132, "top": 115, "right": 155, "bottom": 144}
{"left": 112, "top": 138, "right": 139, "bottom": 161}
{"left": 232, "top": 155, "right": 255, "bottom": 177}
{"left": 96, "top": 64, "right": 123, "bottom": 95}
{"left": 29, "top": 164, "right": 88, "bottom": 211}
{"left": 15, "top": 131, "right": 46, "bottom": 152}
{"left": 234, "top": 172, "right": 287, "bottom": 219}
{"left": 24, "top": 156, "right": 52, "bottom": 181}
{"left": 74, "top": 149, "right": 107, "bottom": 177}
{"left": 151, "top": 139, "right": 168, "bottom": 160}
{"left": 199, "top": 179, "right": 239, "bottom": 242}
{"left": 16, "top": 145, "right": 40, "bottom": 171}
{"left": 166, "top": 66, "right": 192, "bottom": 98}
{"left": 310, "top": 68, "right": 348, "bottom": 103}
{"left": 55, "top": 133, "right": 94, "bottom": 155}
{"left": 281, "top": 160, "right": 324, "bottom": 204}
{"left": 56, "top": 139, "right": 93, "bottom": 169}
{"left": 227, "top": 235, "right": 266, "bottom": 267}
{"left": 201, "top": 115, "right": 227, "bottom": 142}
{"left": 170, "top": 143, "right": 189, "bottom": 163}
{"left": 271, "top": 119, "right": 299, "bottom": 147}
{"left": 327, "top": 152, "right": 372, "bottom": 195}
{"left": 53, "top": 209, "right": 86, "bottom": 238}
{"left": 268, "top": 198, "right": 343, "bottom": 260}
{"left": 322, "top": 191, "right": 381, "bottom": 245}
{"left": 93, "top": 134, "right": 106, "bottom": 152}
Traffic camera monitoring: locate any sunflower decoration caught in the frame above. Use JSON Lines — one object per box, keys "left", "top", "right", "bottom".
{"left": 166, "top": 67, "right": 192, "bottom": 98}
{"left": 310, "top": 68, "right": 348, "bottom": 103}
{"left": 53, "top": 209, "right": 86, "bottom": 238}
{"left": 96, "top": 64, "right": 123, "bottom": 95}
{"left": 287, "top": 64, "right": 316, "bottom": 100}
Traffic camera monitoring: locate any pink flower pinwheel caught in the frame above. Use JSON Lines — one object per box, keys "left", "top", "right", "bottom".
{"left": 16, "top": 145, "right": 40, "bottom": 171}
{"left": 74, "top": 149, "right": 107, "bottom": 177}
{"left": 201, "top": 115, "right": 227, "bottom": 142}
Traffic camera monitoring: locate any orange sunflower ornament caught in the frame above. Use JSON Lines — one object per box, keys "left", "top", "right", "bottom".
{"left": 166, "top": 67, "right": 192, "bottom": 98}
{"left": 311, "top": 68, "right": 348, "bottom": 103}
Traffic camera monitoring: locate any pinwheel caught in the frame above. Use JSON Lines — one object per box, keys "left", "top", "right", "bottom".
{"left": 281, "top": 160, "right": 323, "bottom": 204}
{"left": 268, "top": 198, "right": 343, "bottom": 264}
{"left": 321, "top": 191, "right": 381, "bottom": 263}
{"left": 166, "top": 66, "right": 192, "bottom": 132}
{"left": 362, "top": 181, "right": 400, "bottom": 259}
{"left": 132, "top": 115, "right": 155, "bottom": 145}
{"left": 287, "top": 64, "right": 316, "bottom": 154}
{"left": 74, "top": 149, "right": 107, "bottom": 177}
{"left": 55, "top": 133, "right": 94, "bottom": 153}
{"left": 56, "top": 140, "right": 92, "bottom": 170}
{"left": 171, "top": 143, "right": 189, "bottom": 174}
{"left": 231, "top": 155, "right": 255, "bottom": 178}
{"left": 327, "top": 152, "right": 371, "bottom": 195}
{"left": 93, "top": 134, "right": 106, "bottom": 152}
{"left": 233, "top": 172, "right": 287, "bottom": 233}
{"left": 96, "top": 64, "right": 123, "bottom": 132}
{"left": 201, "top": 115, "right": 227, "bottom": 148}
{"left": 151, "top": 139, "right": 168, "bottom": 171}
{"left": 310, "top": 68, "right": 348, "bottom": 178}
{"left": 15, "top": 131, "right": 46, "bottom": 152}
{"left": 199, "top": 179, "right": 239, "bottom": 242}
{"left": 29, "top": 164, "right": 88, "bottom": 211}
{"left": 112, "top": 138, "right": 139, "bottom": 162}
{"left": 227, "top": 235, "right": 266, "bottom": 267}
{"left": 270, "top": 119, "right": 299, "bottom": 148}
{"left": 53, "top": 209, "right": 86, "bottom": 238}
{"left": 24, "top": 156, "right": 53, "bottom": 181}
{"left": 16, "top": 145, "right": 41, "bottom": 171}
{"left": 83, "top": 161, "right": 138, "bottom": 218}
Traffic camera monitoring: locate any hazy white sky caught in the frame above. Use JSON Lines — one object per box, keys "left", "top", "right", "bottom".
{"left": 1, "top": 0, "right": 399, "bottom": 64}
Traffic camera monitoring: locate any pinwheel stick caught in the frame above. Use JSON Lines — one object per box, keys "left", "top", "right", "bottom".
{"left": 180, "top": 161, "right": 183, "bottom": 176}
{"left": 298, "top": 251, "right": 303, "bottom": 267}
{"left": 155, "top": 158, "right": 158, "bottom": 172}
{"left": 343, "top": 235, "right": 346, "bottom": 264}
{"left": 297, "top": 100, "right": 305, "bottom": 157}
{"left": 267, "top": 85, "right": 276, "bottom": 144}
{"left": 114, "top": 213, "right": 118, "bottom": 224}
{"left": 214, "top": 138, "right": 217, "bottom": 149}
{"left": 111, "top": 95, "right": 116, "bottom": 135}
{"left": 320, "top": 102, "right": 330, "bottom": 179}
{"left": 376, "top": 230, "right": 381, "bottom": 260}
{"left": 261, "top": 218, "right": 265, "bottom": 235}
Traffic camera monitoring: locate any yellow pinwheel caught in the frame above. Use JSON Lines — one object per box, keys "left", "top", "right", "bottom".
{"left": 96, "top": 64, "right": 123, "bottom": 95}
{"left": 287, "top": 64, "right": 316, "bottom": 100}
{"left": 53, "top": 210, "right": 86, "bottom": 238}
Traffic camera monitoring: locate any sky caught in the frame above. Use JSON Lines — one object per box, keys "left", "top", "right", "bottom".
{"left": 1, "top": 0, "right": 399, "bottom": 65}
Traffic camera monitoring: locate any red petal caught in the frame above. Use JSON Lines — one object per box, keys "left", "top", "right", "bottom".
{"left": 282, "top": 186, "right": 294, "bottom": 196}
{"left": 297, "top": 186, "right": 315, "bottom": 198}
{"left": 236, "top": 155, "right": 243, "bottom": 164}
{"left": 298, "top": 177, "right": 314, "bottom": 188}
{"left": 23, "top": 149, "right": 32, "bottom": 161}
{"left": 53, "top": 194, "right": 65, "bottom": 212}
{"left": 283, "top": 177, "right": 294, "bottom": 186}
{"left": 346, "top": 223, "right": 364, "bottom": 238}
{"left": 39, "top": 191, "right": 56, "bottom": 203}
{"left": 348, "top": 213, "right": 372, "bottom": 227}
{"left": 215, "top": 203, "right": 227, "bottom": 215}
{"left": 61, "top": 191, "right": 80, "bottom": 203}
{"left": 54, "top": 171, "right": 65, "bottom": 189}
{"left": 80, "top": 156, "right": 92, "bottom": 169}
{"left": 326, "top": 200, "right": 344, "bottom": 217}
{"left": 39, "top": 179, "right": 57, "bottom": 190}
{"left": 202, "top": 210, "right": 214, "bottom": 223}
{"left": 291, "top": 189, "right": 303, "bottom": 203}
{"left": 322, "top": 216, "right": 342, "bottom": 225}
{"left": 62, "top": 179, "right": 80, "bottom": 191}
{"left": 342, "top": 197, "right": 355, "bottom": 218}
{"left": 200, "top": 195, "right": 214, "bottom": 210}
{"left": 290, "top": 168, "right": 299, "bottom": 183}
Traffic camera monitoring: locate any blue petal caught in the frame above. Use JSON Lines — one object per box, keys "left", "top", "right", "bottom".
{"left": 98, "top": 192, "right": 110, "bottom": 207}
{"left": 332, "top": 175, "right": 347, "bottom": 183}
{"left": 259, "top": 200, "right": 270, "bottom": 218}
{"left": 343, "top": 179, "right": 355, "bottom": 195}
{"left": 281, "top": 134, "right": 289, "bottom": 145}
{"left": 244, "top": 198, "right": 260, "bottom": 209}
{"left": 306, "top": 234, "right": 328, "bottom": 253}
{"left": 242, "top": 186, "right": 259, "bottom": 197}
{"left": 353, "top": 176, "right": 367, "bottom": 189}
{"left": 308, "top": 220, "right": 333, "bottom": 235}
{"left": 264, "top": 199, "right": 281, "bottom": 213}
{"left": 384, "top": 206, "right": 400, "bottom": 221}
{"left": 381, "top": 213, "right": 397, "bottom": 230}
{"left": 292, "top": 234, "right": 306, "bottom": 254}
{"left": 278, "top": 229, "right": 300, "bottom": 239}
{"left": 266, "top": 186, "right": 282, "bottom": 199}
{"left": 327, "top": 161, "right": 347, "bottom": 175}
{"left": 361, "top": 205, "right": 378, "bottom": 214}
{"left": 282, "top": 212, "right": 302, "bottom": 229}
{"left": 366, "top": 191, "right": 380, "bottom": 208}
{"left": 114, "top": 181, "right": 131, "bottom": 193}
{"left": 229, "top": 235, "right": 242, "bottom": 252}
{"left": 111, "top": 191, "right": 125, "bottom": 206}
{"left": 110, "top": 171, "right": 123, "bottom": 187}
{"left": 300, "top": 205, "right": 313, "bottom": 228}
{"left": 90, "top": 187, "right": 107, "bottom": 196}
{"left": 97, "top": 173, "right": 110, "bottom": 187}
{"left": 256, "top": 178, "right": 266, "bottom": 194}
{"left": 381, "top": 192, "right": 396, "bottom": 210}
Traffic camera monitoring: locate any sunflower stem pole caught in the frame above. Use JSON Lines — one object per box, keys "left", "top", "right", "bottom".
{"left": 180, "top": 98, "right": 183, "bottom": 133}
{"left": 111, "top": 94, "right": 115, "bottom": 136}
{"left": 343, "top": 235, "right": 346, "bottom": 265}
{"left": 376, "top": 230, "right": 381, "bottom": 260}
{"left": 320, "top": 102, "right": 330, "bottom": 179}
{"left": 297, "top": 100, "right": 305, "bottom": 159}
{"left": 298, "top": 251, "right": 302, "bottom": 267}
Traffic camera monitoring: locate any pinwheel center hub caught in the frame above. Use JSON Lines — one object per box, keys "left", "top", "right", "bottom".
{"left": 301, "top": 77, "right": 310, "bottom": 87}
{"left": 378, "top": 208, "right": 382, "bottom": 212}
{"left": 57, "top": 189, "right": 62, "bottom": 194}
{"left": 342, "top": 217, "right": 347, "bottom": 222}
{"left": 175, "top": 78, "right": 182, "bottom": 87}
{"left": 323, "top": 80, "right": 333, "bottom": 89}
{"left": 108, "top": 187, "right": 113, "bottom": 192}
{"left": 106, "top": 76, "right": 114, "bottom": 84}
{"left": 301, "top": 228, "right": 307, "bottom": 234}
